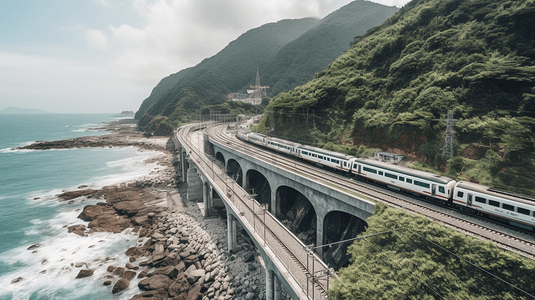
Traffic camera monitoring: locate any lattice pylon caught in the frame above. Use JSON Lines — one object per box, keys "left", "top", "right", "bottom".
{"left": 442, "top": 110, "right": 457, "bottom": 157}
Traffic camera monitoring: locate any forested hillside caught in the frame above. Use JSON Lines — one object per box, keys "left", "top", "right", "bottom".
{"left": 134, "top": 0, "right": 398, "bottom": 136}
{"left": 261, "top": 0, "right": 398, "bottom": 97}
{"left": 329, "top": 203, "right": 535, "bottom": 299}
{"left": 135, "top": 18, "right": 318, "bottom": 135}
{"left": 255, "top": 0, "right": 535, "bottom": 195}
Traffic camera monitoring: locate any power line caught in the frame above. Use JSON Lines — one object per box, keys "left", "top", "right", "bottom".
{"left": 401, "top": 228, "right": 535, "bottom": 299}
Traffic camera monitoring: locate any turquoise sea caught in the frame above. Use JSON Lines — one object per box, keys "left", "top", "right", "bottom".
{"left": 0, "top": 114, "right": 158, "bottom": 300}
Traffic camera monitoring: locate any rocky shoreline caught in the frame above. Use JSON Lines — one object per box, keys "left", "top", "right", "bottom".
{"left": 15, "top": 120, "right": 270, "bottom": 300}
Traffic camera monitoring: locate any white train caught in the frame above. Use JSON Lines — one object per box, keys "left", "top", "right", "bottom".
{"left": 236, "top": 131, "right": 535, "bottom": 232}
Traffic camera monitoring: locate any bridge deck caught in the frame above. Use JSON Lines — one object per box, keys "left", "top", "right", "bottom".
{"left": 174, "top": 123, "right": 332, "bottom": 300}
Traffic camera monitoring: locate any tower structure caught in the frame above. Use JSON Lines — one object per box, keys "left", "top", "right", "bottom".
{"left": 442, "top": 110, "right": 457, "bottom": 157}
{"left": 231, "top": 69, "right": 269, "bottom": 105}
{"left": 246, "top": 68, "right": 269, "bottom": 105}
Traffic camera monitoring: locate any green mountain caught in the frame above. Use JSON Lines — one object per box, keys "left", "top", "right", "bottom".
{"left": 135, "top": 0, "right": 399, "bottom": 135}
{"left": 135, "top": 18, "right": 319, "bottom": 134}
{"left": 262, "top": 0, "right": 398, "bottom": 97}
{"left": 256, "top": 0, "right": 535, "bottom": 195}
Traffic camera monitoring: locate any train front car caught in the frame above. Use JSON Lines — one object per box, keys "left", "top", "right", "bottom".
{"left": 352, "top": 158, "right": 456, "bottom": 203}
{"left": 295, "top": 145, "right": 355, "bottom": 172}
{"left": 236, "top": 131, "right": 249, "bottom": 142}
{"left": 247, "top": 132, "right": 268, "bottom": 147}
{"left": 453, "top": 181, "right": 535, "bottom": 231}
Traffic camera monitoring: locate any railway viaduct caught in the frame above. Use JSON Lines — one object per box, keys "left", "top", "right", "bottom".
{"left": 172, "top": 123, "right": 375, "bottom": 300}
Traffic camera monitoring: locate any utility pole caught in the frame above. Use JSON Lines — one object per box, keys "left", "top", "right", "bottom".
{"left": 442, "top": 110, "right": 457, "bottom": 157}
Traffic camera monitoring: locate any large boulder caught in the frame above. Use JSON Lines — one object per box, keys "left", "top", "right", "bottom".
{"left": 113, "top": 200, "right": 143, "bottom": 217}
{"left": 130, "top": 289, "right": 168, "bottom": 300}
{"left": 57, "top": 189, "right": 98, "bottom": 201}
{"left": 147, "top": 266, "right": 179, "bottom": 279}
{"left": 187, "top": 269, "right": 205, "bottom": 285}
{"left": 112, "top": 279, "right": 130, "bottom": 294}
{"left": 122, "top": 270, "right": 137, "bottom": 281}
{"left": 77, "top": 204, "right": 109, "bottom": 221}
{"left": 186, "top": 283, "right": 202, "bottom": 300}
{"left": 138, "top": 274, "right": 171, "bottom": 291}
{"left": 168, "top": 273, "right": 190, "bottom": 297}
{"left": 75, "top": 269, "right": 94, "bottom": 279}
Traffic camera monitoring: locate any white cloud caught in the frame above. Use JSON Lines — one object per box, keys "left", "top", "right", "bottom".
{"left": 86, "top": 0, "right": 356, "bottom": 83}
{"left": 86, "top": 29, "right": 108, "bottom": 51}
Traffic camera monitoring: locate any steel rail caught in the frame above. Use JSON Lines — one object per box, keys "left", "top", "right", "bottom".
{"left": 209, "top": 125, "right": 535, "bottom": 261}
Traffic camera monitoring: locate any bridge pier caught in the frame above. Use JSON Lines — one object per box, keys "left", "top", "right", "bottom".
{"left": 203, "top": 179, "right": 213, "bottom": 217}
{"left": 187, "top": 158, "right": 203, "bottom": 202}
{"left": 180, "top": 147, "right": 187, "bottom": 183}
{"left": 227, "top": 213, "right": 238, "bottom": 253}
{"left": 266, "top": 269, "right": 283, "bottom": 300}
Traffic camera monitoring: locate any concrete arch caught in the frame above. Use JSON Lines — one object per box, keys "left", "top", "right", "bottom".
{"left": 322, "top": 210, "right": 367, "bottom": 269}
{"left": 226, "top": 159, "right": 243, "bottom": 187}
{"left": 245, "top": 169, "right": 271, "bottom": 209}
{"left": 276, "top": 185, "right": 317, "bottom": 246}
{"left": 215, "top": 151, "right": 225, "bottom": 168}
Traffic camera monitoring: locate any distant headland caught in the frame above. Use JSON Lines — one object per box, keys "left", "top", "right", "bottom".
{"left": 0, "top": 107, "right": 49, "bottom": 114}
{"left": 114, "top": 111, "right": 135, "bottom": 118}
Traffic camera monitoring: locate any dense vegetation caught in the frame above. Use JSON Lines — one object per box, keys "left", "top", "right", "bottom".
{"left": 255, "top": 0, "right": 535, "bottom": 195}
{"left": 329, "top": 203, "right": 535, "bottom": 299}
{"left": 135, "top": 0, "right": 398, "bottom": 136}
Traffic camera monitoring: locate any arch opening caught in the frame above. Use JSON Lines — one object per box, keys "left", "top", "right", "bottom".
{"left": 276, "top": 186, "right": 316, "bottom": 246}
{"left": 226, "top": 159, "right": 243, "bottom": 187}
{"left": 245, "top": 169, "right": 271, "bottom": 209}
{"left": 323, "top": 211, "right": 367, "bottom": 269}
{"left": 215, "top": 152, "right": 225, "bottom": 169}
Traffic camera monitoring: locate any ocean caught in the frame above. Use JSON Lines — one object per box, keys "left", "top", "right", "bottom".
{"left": 0, "top": 114, "right": 160, "bottom": 300}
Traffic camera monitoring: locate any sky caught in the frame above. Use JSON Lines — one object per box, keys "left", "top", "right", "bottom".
{"left": 0, "top": 0, "right": 410, "bottom": 114}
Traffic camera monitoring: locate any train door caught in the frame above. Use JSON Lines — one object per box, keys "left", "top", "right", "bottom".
{"left": 467, "top": 193, "right": 473, "bottom": 206}
{"left": 431, "top": 184, "right": 437, "bottom": 197}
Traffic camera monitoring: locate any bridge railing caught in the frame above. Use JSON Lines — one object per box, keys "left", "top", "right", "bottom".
{"left": 175, "top": 123, "right": 333, "bottom": 300}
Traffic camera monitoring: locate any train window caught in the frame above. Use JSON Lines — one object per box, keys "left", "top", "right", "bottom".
{"left": 439, "top": 186, "right": 445, "bottom": 193}
{"left": 378, "top": 171, "right": 384, "bottom": 176}
{"left": 385, "top": 173, "right": 397, "bottom": 179}
{"left": 503, "top": 204, "right": 514, "bottom": 211}
{"left": 406, "top": 179, "right": 412, "bottom": 184}
{"left": 399, "top": 176, "right": 405, "bottom": 182}
{"left": 363, "top": 167, "right": 377, "bottom": 174}
{"left": 344, "top": 162, "right": 347, "bottom": 167}
{"left": 457, "top": 191, "right": 464, "bottom": 198}
{"left": 414, "top": 180, "right": 430, "bottom": 189}
{"left": 475, "top": 196, "right": 486, "bottom": 204}
{"left": 488, "top": 200, "right": 500, "bottom": 207}
{"left": 333, "top": 159, "right": 339, "bottom": 164}
{"left": 517, "top": 207, "right": 530, "bottom": 215}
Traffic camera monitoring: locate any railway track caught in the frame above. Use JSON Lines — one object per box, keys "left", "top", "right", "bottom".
{"left": 209, "top": 125, "right": 535, "bottom": 260}
{"left": 179, "top": 124, "right": 330, "bottom": 299}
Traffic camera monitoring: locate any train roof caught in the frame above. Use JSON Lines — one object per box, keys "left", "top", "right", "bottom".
{"left": 296, "top": 145, "right": 356, "bottom": 161}
{"left": 356, "top": 157, "right": 456, "bottom": 184}
{"left": 248, "top": 132, "right": 268, "bottom": 139}
{"left": 265, "top": 136, "right": 302, "bottom": 148}
{"left": 455, "top": 181, "right": 535, "bottom": 205}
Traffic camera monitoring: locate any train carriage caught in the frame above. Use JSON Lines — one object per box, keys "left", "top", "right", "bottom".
{"left": 453, "top": 181, "right": 535, "bottom": 230}
{"left": 352, "top": 158, "right": 456, "bottom": 202}
{"left": 264, "top": 136, "right": 301, "bottom": 155}
{"left": 296, "top": 145, "right": 356, "bottom": 172}
{"left": 245, "top": 132, "right": 267, "bottom": 147}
